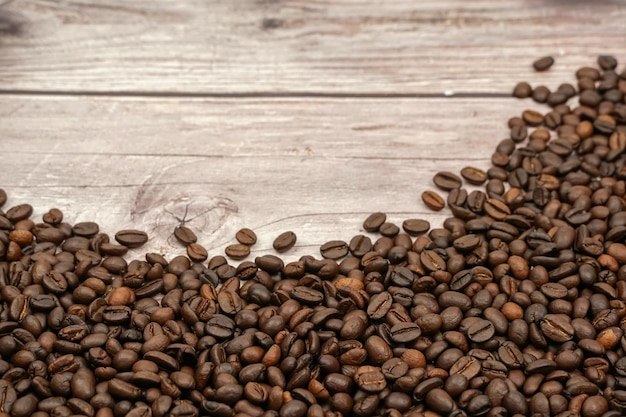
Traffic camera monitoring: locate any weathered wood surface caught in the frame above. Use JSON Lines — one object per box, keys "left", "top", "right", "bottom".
{"left": 0, "top": 0, "right": 622, "bottom": 264}
{"left": 0, "top": 0, "right": 624, "bottom": 94}
{"left": 0, "top": 96, "right": 533, "bottom": 262}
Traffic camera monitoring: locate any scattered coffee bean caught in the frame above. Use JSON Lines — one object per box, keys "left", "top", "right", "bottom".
{"left": 460, "top": 166, "right": 487, "bottom": 185}
{"left": 225, "top": 243, "right": 251, "bottom": 260}
{"left": 433, "top": 171, "right": 463, "bottom": 191}
{"left": 235, "top": 227, "right": 257, "bottom": 245}
{"left": 533, "top": 55, "right": 555, "bottom": 71}
{"left": 512, "top": 81, "right": 532, "bottom": 98}
{"left": 273, "top": 231, "right": 297, "bottom": 252}
{"left": 114, "top": 229, "right": 148, "bottom": 248}
{"left": 422, "top": 190, "right": 445, "bottom": 211}
{"left": 173, "top": 225, "right": 197, "bottom": 245}
{"left": 363, "top": 212, "right": 386, "bottom": 232}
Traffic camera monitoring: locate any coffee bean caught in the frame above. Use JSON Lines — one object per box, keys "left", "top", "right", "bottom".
{"left": 540, "top": 314, "right": 575, "bottom": 342}
{"left": 461, "top": 166, "right": 487, "bottom": 185}
{"left": 466, "top": 319, "right": 495, "bottom": 343}
{"left": 72, "top": 221, "right": 99, "bottom": 237}
{"left": 433, "top": 171, "right": 463, "bottom": 191}
{"left": 173, "top": 226, "right": 197, "bottom": 245}
{"left": 187, "top": 242, "right": 208, "bottom": 262}
{"left": 5, "top": 204, "right": 33, "bottom": 223}
{"left": 235, "top": 228, "right": 257, "bottom": 245}
{"left": 533, "top": 56, "right": 554, "bottom": 72}
{"left": 513, "top": 82, "right": 532, "bottom": 98}
{"left": 114, "top": 229, "right": 148, "bottom": 248}
{"left": 422, "top": 190, "right": 445, "bottom": 211}
{"left": 273, "top": 231, "right": 297, "bottom": 252}
{"left": 348, "top": 234, "right": 372, "bottom": 257}
{"left": 389, "top": 322, "right": 421, "bottom": 343}
{"left": 367, "top": 291, "right": 392, "bottom": 320}
{"left": 354, "top": 365, "right": 386, "bottom": 393}
{"left": 320, "top": 240, "right": 348, "bottom": 260}
{"left": 425, "top": 388, "right": 455, "bottom": 414}
{"left": 225, "top": 243, "right": 250, "bottom": 260}
{"left": 402, "top": 218, "right": 430, "bottom": 236}
{"left": 362, "top": 212, "right": 386, "bottom": 232}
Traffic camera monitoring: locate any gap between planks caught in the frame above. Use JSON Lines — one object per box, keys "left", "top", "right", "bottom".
{"left": 0, "top": 90, "right": 510, "bottom": 99}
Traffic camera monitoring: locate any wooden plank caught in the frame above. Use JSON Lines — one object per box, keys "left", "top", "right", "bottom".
{"left": 1, "top": 94, "right": 534, "bottom": 263}
{"left": 0, "top": 0, "right": 624, "bottom": 94}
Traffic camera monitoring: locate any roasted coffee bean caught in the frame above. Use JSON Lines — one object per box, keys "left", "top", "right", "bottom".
{"left": 461, "top": 166, "right": 488, "bottom": 185}
{"left": 433, "top": 171, "right": 463, "bottom": 191}
{"left": 363, "top": 212, "right": 386, "bottom": 232}
{"left": 236, "top": 228, "right": 257, "bottom": 246}
{"left": 533, "top": 56, "right": 555, "bottom": 71}
{"left": 114, "top": 230, "right": 148, "bottom": 248}
{"left": 540, "top": 314, "right": 575, "bottom": 342}
{"left": 513, "top": 82, "right": 532, "bottom": 98}
{"left": 173, "top": 226, "right": 197, "bottom": 245}
{"left": 402, "top": 219, "right": 430, "bottom": 236}
{"left": 224, "top": 243, "right": 250, "bottom": 260}
{"left": 422, "top": 191, "right": 445, "bottom": 211}
{"left": 354, "top": 365, "right": 386, "bottom": 393}
{"left": 273, "top": 231, "right": 297, "bottom": 252}
{"left": 320, "top": 240, "right": 348, "bottom": 260}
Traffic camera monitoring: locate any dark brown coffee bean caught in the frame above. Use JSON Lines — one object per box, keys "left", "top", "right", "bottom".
{"left": 378, "top": 222, "right": 399, "bottom": 238}
{"left": 466, "top": 319, "right": 495, "bottom": 343}
{"left": 72, "top": 221, "right": 99, "bottom": 237}
{"left": 348, "top": 235, "right": 372, "bottom": 257}
{"left": 401, "top": 218, "right": 429, "bottom": 236}
{"left": 115, "top": 230, "right": 148, "bottom": 248}
{"left": 389, "top": 322, "right": 421, "bottom": 343}
{"left": 173, "top": 226, "right": 197, "bottom": 245}
{"left": 532, "top": 85, "right": 550, "bottom": 103}
{"left": 540, "top": 314, "right": 575, "bottom": 342}
{"left": 461, "top": 166, "right": 488, "bottom": 185}
{"left": 320, "top": 240, "right": 348, "bottom": 260}
{"left": 187, "top": 242, "right": 208, "bottom": 262}
{"left": 273, "top": 231, "right": 297, "bottom": 252}
{"left": 367, "top": 291, "right": 392, "bottom": 320}
{"left": 5, "top": 204, "right": 33, "bottom": 223}
{"left": 422, "top": 190, "right": 445, "bottom": 211}
{"left": 354, "top": 365, "right": 386, "bottom": 393}
{"left": 533, "top": 56, "right": 554, "bottom": 72}
{"left": 225, "top": 243, "right": 250, "bottom": 260}
{"left": 279, "top": 399, "right": 307, "bottom": 417}
{"left": 363, "top": 212, "right": 386, "bottom": 232}
{"left": 236, "top": 228, "right": 257, "bottom": 246}
{"left": 513, "top": 82, "right": 532, "bottom": 98}
{"left": 108, "top": 378, "right": 142, "bottom": 400}
{"left": 433, "top": 171, "right": 463, "bottom": 191}
{"left": 425, "top": 388, "right": 455, "bottom": 414}
{"left": 291, "top": 286, "right": 323, "bottom": 305}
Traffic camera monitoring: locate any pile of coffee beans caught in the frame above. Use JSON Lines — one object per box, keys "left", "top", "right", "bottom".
{"left": 1, "top": 55, "right": 626, "bottom": 417}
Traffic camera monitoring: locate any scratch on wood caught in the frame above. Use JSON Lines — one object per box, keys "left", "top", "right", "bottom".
{"left": 352, "top": 124, "right": 391, "bottom": 131}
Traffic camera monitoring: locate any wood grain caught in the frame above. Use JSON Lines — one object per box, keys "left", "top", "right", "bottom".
{"left": 0, "top": 0, "right": 624, "bottom": 95}
{"left": 1, "top": 95, "right": 534, "bottom": 263}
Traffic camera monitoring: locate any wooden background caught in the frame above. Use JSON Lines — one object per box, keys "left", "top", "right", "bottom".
{"left": 0, "top": 0, "right": 625, "bottom": 263}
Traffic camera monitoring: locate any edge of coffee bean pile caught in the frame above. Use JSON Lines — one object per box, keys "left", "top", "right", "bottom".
{"left": 1, "top": 56, "right": 626, "bottom": 417}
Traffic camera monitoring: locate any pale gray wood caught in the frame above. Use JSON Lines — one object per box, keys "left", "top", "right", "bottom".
{"left": 0, "top": 0, "right": 623, "bottom": 94}
{"left": 0, "top": 95, "right": 534, "bottom": 263}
